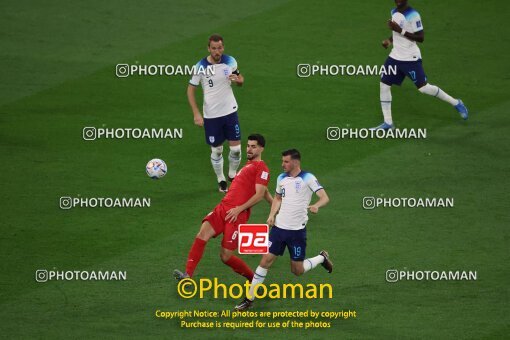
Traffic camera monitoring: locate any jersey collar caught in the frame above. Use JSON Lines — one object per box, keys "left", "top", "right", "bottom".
{"left": 204, "top": 54, "right": 227, "bottom": 66}
{"left": 286, "top": 170, "right": 304, "bottom": 178}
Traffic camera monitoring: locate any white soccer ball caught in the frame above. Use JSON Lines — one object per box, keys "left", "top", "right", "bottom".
{"left": 146, "top": 159, "right": 167, "bottom": 179}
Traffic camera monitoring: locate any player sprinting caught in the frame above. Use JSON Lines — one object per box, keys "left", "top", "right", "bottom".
{"left": 234, "top": 149, "right": 332, "bottom": 311}
{"left": 373, "top": 0, "right": 468, "bottom": 130}
{"left": 187, "top": 34, "right": 244, "bottom": 193}
{"left": 174, "top": 134, "right": 272, "bottom": 282}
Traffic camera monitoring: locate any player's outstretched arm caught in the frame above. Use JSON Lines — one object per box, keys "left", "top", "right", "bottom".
{"left": 308, "top": 189, "right": 330, "bottom": 214}
{"left": 225, "top": 184, "right": 267, "bottom": 222}
{"left": 186, "top": 84, "right": 203, "bottom": 126}
{"left": 267, "top": 194, "right": 282, "bottom": 226}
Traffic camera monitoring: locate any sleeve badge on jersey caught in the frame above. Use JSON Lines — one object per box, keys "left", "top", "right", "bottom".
{"left": 261, "top": 171, "right": 269, "bottom": 180}
{"left": 416, "top": 20, "right": 422, "bottom": 28}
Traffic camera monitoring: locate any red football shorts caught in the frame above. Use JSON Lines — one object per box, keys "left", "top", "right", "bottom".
{"left": 202, "top": 203, "right": 250, "bottom": 250}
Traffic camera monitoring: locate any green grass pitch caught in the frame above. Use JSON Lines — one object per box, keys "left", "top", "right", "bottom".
{"left": 1, "top": 0, "right": 509, "bottom": 338}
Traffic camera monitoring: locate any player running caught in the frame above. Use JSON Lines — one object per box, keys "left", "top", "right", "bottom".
{"left": 174, "top": 134, "right": 272, "bottom": 282}
{"left": 373, "top": 0, "right": 468, "bottom": 130}
{"left": 234, "top": 149, "right": 331, "bottom": 311}
{"left": 187, "top": 34, "right": 244, "bottom": 193}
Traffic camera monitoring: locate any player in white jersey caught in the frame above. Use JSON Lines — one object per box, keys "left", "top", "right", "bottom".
{"left": 373, "top": 0, "right": 469, "bottom": 130}
{"left": 187, "top": 34, "right": 244, "bottom": 192}
{"left": 234, "top": 149, "right": 332, "bottom": 311}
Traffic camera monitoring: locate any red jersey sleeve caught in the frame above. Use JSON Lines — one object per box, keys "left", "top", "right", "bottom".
{"left": 255, "top": 162, "right": 270, "bottom": 187}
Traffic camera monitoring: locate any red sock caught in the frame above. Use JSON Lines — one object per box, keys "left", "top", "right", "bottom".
{"left": 225, "top": 256, "right": 254, "bottom": 281}
{"left": 185, "top": 238, "right": 207, "bottom": 277}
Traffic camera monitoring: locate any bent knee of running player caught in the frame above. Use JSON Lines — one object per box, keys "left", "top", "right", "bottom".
{"left": 290, "top": 261, "right": 305, "bottom": 276}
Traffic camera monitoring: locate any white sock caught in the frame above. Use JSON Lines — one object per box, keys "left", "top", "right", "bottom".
{"left": 419, "top": 84, "right": 459, "bottom": 106}
{"left": 210, "top": 146, "right": 225, "bottom": 182}
{"left": 380, "top": 82, "right": 393, "bottom": 125}
{"left": 248, "top": 266, "right": 268, "bottom": 301}
{"left": 303, "top": 254, "right": 325, "bottom": 273}
{"left": 228, "top": 145, "right": 241, "bottom": 179}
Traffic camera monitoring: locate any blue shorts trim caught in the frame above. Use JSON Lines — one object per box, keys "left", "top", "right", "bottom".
{"left": 381, "top": 57, "right": 427, "bottom": 87}
{"left": 203, "top": 111, "right": 241, "bottom": 146}
{"left": 268, "top": 226, "right": 307, "bottom": 261}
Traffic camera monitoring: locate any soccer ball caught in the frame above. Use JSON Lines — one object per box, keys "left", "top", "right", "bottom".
{"left": 146, "top": 159, "right": 167, "bottom": 179}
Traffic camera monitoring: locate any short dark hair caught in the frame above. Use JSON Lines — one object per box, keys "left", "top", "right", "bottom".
{"left": 208, "top": 34, "right": 224, "bottom": 46}
{"left": 247, "top": 134, "right": 266, "bottom": 147}
{"left": 282, "top": 149, "right": 301, "bottom": 160}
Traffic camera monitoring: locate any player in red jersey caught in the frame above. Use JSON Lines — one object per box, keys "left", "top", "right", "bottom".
{"left": 174, "top": 134, "right": 272, "bottom": 282}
